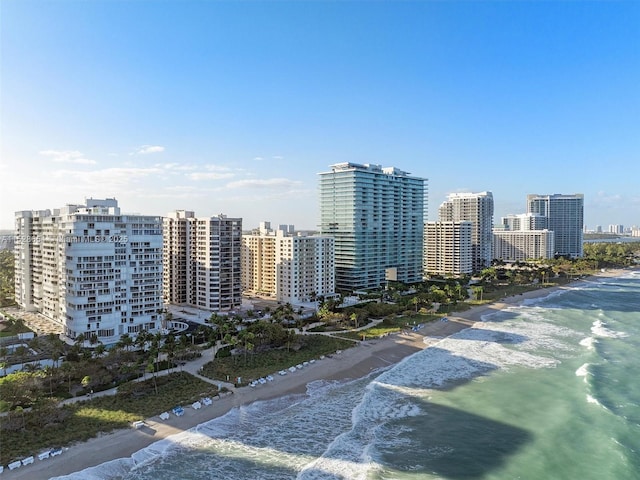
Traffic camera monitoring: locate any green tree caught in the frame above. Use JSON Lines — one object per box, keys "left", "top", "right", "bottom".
{"left": 0, "top": 250, "right": 16, "bottom": 307}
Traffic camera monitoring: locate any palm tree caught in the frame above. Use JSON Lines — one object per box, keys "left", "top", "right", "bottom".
{"left": 238, "top": 330, "right": 255, "bottom": 366}
{"left": 59, "top": 362, "right": 74, "bottom": 393}
{"left": 118, "top": 333, "right": 134, "bottom": 352}
{"left": 350, "top": 312, "right": 359, "bottom": 329}
{"left": 472, "top": 285, "right": 484, "bottom": 301}
{"left": 14, "top": 345, "right": 29, "bottom": 370}
{"left": 81, "top": 375, "right": 92, "bottom": 393}
{"left": 94, "top": 343, "right": 106, "bottom": 358}
{"left": 43, "top": 365, "right": 55, "bottom": 396}
{"left": 163, "top": 334, "right": 176, "bottom": 373}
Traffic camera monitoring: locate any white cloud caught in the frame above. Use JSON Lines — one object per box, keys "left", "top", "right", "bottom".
{"left": 186, "top": 164, "right": 235, "bottom": 181}
{"left": 52, "top": 166, "right": 162, "bottom": 187}
{"left": 154, "top": 162, "right": 199, "bottom": 172}
{"left": 595, "top": 190, "right": 622, "bottom": 201}
{"left": 39, "top": 150, "right": 96, "bottom": 165}
{"left": 133, "top": 145, "right": 165, "bottom": 155}
{"left": 225, "top": 178, "right": 302, "bottom": 189}
{"left": 187, "top": 172, "right": 235, "bottom": 181}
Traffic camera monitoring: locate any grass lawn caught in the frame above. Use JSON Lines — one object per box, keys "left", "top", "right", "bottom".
{"left": 0, "top": 372, "right": 217, "bottom": 465}
{"left": 200, "top": 335, "right": 355, "bottom": 384}
{"left": 335, "top": 313, "right": 442, "bottom": 341}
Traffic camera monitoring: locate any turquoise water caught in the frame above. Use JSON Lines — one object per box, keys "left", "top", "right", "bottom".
{"left": 54, "top": 271, "right": 640, "bottom": 480}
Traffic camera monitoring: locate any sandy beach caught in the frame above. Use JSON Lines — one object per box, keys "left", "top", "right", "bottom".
{"left": 3, "top": 269, "right": 628, "bottom": 480}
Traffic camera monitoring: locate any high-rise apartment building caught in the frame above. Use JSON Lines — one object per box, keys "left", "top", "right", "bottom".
{"left": 493, "top": 229, "right": 555, "bottom": 262}
{"left": 15, "top": 198, "right": 163, "bottom": 344}
{"left": 608, "top": 224, "right": 624, "bottom": 235}
{"left": 242, "top": 222, "right": 335, "bottom": 303}
{"left": 500, "top": 213, "right": 547, "bottom": 232}
{"left": 438, "top": 192, "right": 494, "bottom": 272}
{"left": 423, "top": 221, "right": 473, "bottom": 276}
{"left": 527, "top": 194, "right": 584, "bottom": 258}
{"left": 319, "top": 163, "right": 426, "bottom": 291}
{"left": 163, "top": 211, "right": 242, "bottom": 311}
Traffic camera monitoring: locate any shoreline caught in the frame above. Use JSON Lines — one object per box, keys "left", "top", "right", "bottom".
{"left": 4, "top": 269, "right": 631, "bottom": 480}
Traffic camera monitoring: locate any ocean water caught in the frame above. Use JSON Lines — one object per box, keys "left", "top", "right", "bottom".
{"left": 53, "top": 271, "right": 640, "bottom": 480}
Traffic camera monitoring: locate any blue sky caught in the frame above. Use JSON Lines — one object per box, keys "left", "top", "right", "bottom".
{"left": 2, "top": 0, "right": 639, "bottom": 231}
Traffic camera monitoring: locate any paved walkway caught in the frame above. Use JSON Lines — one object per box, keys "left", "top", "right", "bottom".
{"left": 59, "top": 343, "right": 235, "bottom": 406}
{"left": 55, "top": 320, "right": 383, "bottom": 406}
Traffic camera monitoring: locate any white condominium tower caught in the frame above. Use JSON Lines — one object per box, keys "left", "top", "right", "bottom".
{"left": 241, "top": 222, "right": 335, "bottom": 303}
{"left": 15, "top": 198, "right": 163, "bottom": 344}
{"left": 163, "top": 211, "right": 242, "bottom": 311}
{"left": 319, "top": 163, "right": 426, "bottom": 291}
{"left": 493, "top": 213, "right": 554, "bottom": 262}
{"left": 438, "top": 192, "right": 494, "bottom": 272}
{"left": 526, "top": 193, "right": 584, "bottom": 258}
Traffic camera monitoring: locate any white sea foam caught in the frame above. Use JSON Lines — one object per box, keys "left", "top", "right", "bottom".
{"left": 580, "top": 336, "right": 597, "bottom": 349}
{"left": 591, "top": 319, "right": 628, "bottom": 338}
{"left": 587, "top": 394, "right": 606, "bottom": 409}
{"left": 576, "top": 363, "right": 590, "bottom": 381}
{"left": 50, "top": 458, "right": 135, "bottom": 480}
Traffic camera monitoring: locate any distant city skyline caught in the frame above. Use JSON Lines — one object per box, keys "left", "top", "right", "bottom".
{"left": 2, "top": 1, "right": 639, "bottom": 231}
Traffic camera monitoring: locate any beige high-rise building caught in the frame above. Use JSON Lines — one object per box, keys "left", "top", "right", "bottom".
{"left": 163, "top": 211, "right": 242, "bottom": 311}
{"left": 438, "top": 192, "right": 494, "bottom": 272}
{"left": 423, "top": 221, "right": 473, "bottom": 276}
{"left": 242, "top": 222, "right": 335, "bottom": 304}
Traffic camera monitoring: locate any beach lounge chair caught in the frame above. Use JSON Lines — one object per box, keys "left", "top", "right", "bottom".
{"left": 172, "top": 406, "right": 184, "bottom": 416}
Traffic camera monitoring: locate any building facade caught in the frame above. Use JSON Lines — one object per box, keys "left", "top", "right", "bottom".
{"left": 423, "top": 221, "right": 473, "bottom": 276}
{"left": 527, "top": 193, "right": 584, "bottom": 258}
{"left": 438, "top": 192, "right": 494, "bottom": 272}
{"left": 319, "top": 163, "right": 426, "bottom": 291}
{"left": 15, "top": 198, "right": 163, "bottom": 344}
{"left": 163, "top": 211, "right": 242, "bottom": 311}
{"left": 500, "top": 213, "right": 547, "bottom": 232}
{"left": 242, "top": 222, "right": 335, "bottom": 303}
{"left": 492, "top": 229, "right": 555, "bottom": 262}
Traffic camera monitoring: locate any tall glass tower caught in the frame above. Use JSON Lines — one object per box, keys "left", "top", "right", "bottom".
{"left": 527, "top": 193, "right": 584, "bottom": 258}
{"left": 319, "top": 163, "right": 426, "bottom": 291}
